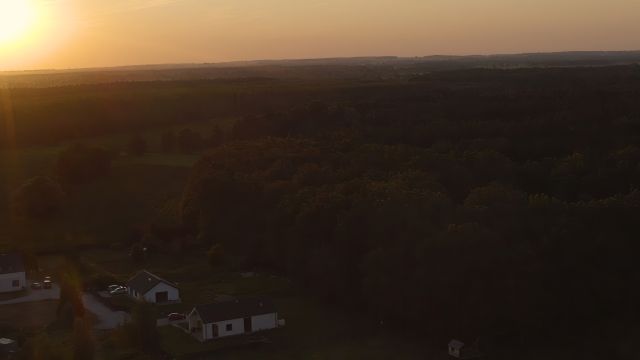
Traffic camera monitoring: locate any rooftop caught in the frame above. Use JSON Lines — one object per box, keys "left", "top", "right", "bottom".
{"left": 0, "top": 338, "right": 16, "bottom": 345}
{"left": 126, "top": 270, "right": 177, "bottom": 294}
{"left": 194, "top": 297, "right": 276, "bottom": 324}
{"left": 0, "top": 253, "right": 25, "bottom": 275}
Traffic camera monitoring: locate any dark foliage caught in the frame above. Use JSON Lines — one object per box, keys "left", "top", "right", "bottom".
{"left": 115, "top": 303, "right": 159, "bottom": 353}
{"left": 56, "top": 144, "right": 112, "bottom": 185}
{"left": 160, "top": 130, "right": 177, "bottom": 153}
{"left": 177, "top": 128, "right": 204, "bottom": 153}
{"left": 127, "top": 133, "right": 148, "bottom": 156}
{"left": 178, "top": 66, "right": 640, "bottom": 356}
{"left": 11, "top": 176, "right": 65, "bottom": 220}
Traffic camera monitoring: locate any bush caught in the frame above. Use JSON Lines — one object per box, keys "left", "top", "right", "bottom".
{"left": 11, "top": 176, "right": 65, "bottom": 220}
{"left": 207, "top": 243, "right": 225, "bottom": 269}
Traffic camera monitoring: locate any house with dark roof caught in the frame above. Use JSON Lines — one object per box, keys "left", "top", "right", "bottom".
{"left": 188, "top": 298, "right": 278, "bottom": 341}
{"left": 0, "top": 337, "right": 19, "bottom": 356}
{"left": 126, "top": 270, "right": 180, "bottom": 303}
{"left": 0, "top": 253, "right": 26, "bottom": 293}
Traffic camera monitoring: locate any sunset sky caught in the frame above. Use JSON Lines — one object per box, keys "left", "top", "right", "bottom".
{"left": 1, "top": 0, "right": 639, "bottom": 71}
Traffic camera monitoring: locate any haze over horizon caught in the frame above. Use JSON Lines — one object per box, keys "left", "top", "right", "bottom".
{"left": 1, "top": 0, "right": 640, "bottom": 71}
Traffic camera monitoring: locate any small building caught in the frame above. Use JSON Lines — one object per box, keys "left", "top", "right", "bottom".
{"left": 0, "top": 337, "right": 19, "bottom": 355}
{"left": 126, "top": 270, "right": 180, "bottom": 303}
{"left": 0, "top": 253, "right": 26, "bottom": 293}
{"left": 188, "top": 298, "right": 278, "bottom": 341}
{"left": 448, "top": 339, "right": 483, "bottom": 359}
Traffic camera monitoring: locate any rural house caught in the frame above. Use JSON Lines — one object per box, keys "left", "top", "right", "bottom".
{"left": 126, "top": 270, "right": 180, "bottom": 303}
{"left": 188, "top": 297, "right": 278, "bottom": 341}
{"left": 0, "top": 253, "right": 26, "bottom": 293}
{"left": 448, "top": 339, "right": 483, "bottom": 359}
{"left": 0, "top": 337, "right": 19, "bottom": 356}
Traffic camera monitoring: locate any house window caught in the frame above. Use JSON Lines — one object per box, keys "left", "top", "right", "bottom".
{"left": 226, "top": 324, "right": 233, "bottom": 331}
{"left": 12, "top": 280, "right": 19, "bottom": 287}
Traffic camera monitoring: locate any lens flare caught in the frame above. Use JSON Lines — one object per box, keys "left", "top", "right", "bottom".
{"left": 0, "top": 0, "right": 36, "bottom": 46}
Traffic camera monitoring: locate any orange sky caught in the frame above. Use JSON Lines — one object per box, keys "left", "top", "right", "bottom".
{"left": 1, "top": 0, "right": 640, "bottom": 71}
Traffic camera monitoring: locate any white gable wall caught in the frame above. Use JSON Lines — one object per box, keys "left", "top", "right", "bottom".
{"left": 0, "top": 272, "right": 26, "bottom": 293}
{"left": 142, "top": 282, "right": 180, "bottom": 303}
{"left": 188, "top": 309, "right": 201, "bottom": 332}
{"left": 251, "top": 313, "right": 278, "bottom": 332}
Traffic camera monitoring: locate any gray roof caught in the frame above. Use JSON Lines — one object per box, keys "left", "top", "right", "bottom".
{"left": 126, "top": 270, "right": 177, "bottom": 294}
{"left": 0, "top": 338, "right": 16, "bottom": 345}
{"left": 0, "top": 253, "right": 24, "bottom": 275}
{"left": 194, "top": 298, "right": 276, "bottom": 324}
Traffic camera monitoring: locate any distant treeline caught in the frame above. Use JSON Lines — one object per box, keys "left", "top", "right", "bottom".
{"left": 2, "top": 50, "right": 640, "bottom": 88}
{"left": 3, "top": 64, "right": 640, "bottom": 151}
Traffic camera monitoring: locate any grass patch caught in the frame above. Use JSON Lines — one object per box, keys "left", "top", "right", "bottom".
{"left": 159, "top": 325, "right": 269, "bottom": 359}
{"left": 80, "top": 249, "right": 431, "bottom": 358}
{"left": 157, "top": 295, "right": 432, "bottom": 360}
{"left": 0, "top": 300, "right": 59, "bottom": 330}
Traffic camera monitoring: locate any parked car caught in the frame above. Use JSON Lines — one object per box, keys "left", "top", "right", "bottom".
{"left": 109, "top": 286, "right": 127, "bottom": 295}
{"left": 168, "top": 313, "right": 186, "bottom": 321}
{"left": 107, "top": 285, "right": 122, "bottom": 292}
{"left": 31, "top": 282, "right": 42, "bottom": 290}
{"left": 43, "top": 280, "right": 52, "bottom": 289}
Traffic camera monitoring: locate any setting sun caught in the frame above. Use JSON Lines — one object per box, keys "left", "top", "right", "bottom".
{"left": 0, "top": 0, "right": 36, "bottom": 46}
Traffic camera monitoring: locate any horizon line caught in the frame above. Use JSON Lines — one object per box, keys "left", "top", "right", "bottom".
{"left": 2, "top": 49, "right": 640, "bottom": 75}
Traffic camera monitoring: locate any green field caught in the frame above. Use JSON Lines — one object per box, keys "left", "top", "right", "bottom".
{"left": 79, "top": 248, "right": 432, "bottom": 359}
{"left": 0, "top": 116, "right": 224, "bottom": 250}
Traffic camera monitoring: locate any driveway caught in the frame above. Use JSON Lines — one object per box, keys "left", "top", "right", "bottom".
{"left": 82, "top": 293, "right": 130, "bottom": 330}
{"left": 0, "top": 283, "right": 60, "bottom": 305}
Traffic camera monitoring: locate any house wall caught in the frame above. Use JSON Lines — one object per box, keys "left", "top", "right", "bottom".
{"left": 0, "top": 272, "right": 26, "bottom": 293}
{"left": 251, "top": 312, "right": 278, "bottom": 332}
{"left": 212, "top": 318, "right": 245, "bottom": 338}
{"left": 188, "top": 310, "right": 201, "bottom": 333}
{"left": 128, "top": 287, "right": 143, "bottom": 300}
{"left": 449, "top": 347, "right": 460, "bottom": 358}
{"left": 203, "top": 323, "right": 213, "bottom": 340}
{"left": 142, "top": 282, "right": 180, "bottom": 303}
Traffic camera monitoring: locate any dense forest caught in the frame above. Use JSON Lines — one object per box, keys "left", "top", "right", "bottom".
{"left": 181, "top": 65, "right": 640, "bottom": 356}
{"left": 3, "top": 63, "right": 640, "bottom": 357}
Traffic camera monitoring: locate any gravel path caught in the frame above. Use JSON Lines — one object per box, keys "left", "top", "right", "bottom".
{"left": 0, "top": 283, "right": 60, "bottom": 305}
{"left": 82, "top": 293, "right": 130, "bottom": 330}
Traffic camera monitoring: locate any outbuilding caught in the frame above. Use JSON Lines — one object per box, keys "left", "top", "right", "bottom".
{"left": 448, "top": 339, "right": 483, "bottom": 359}
{"left": 0, "top": 337, "right": 19, "bottom": 356}
{"left": 0, "top": 253, "right": 26, "bottom": 293}
{"left": 188, "top": 297, "right": 278, "bottom": 341}
{"left": 126, "top": 270, "right": 180, "bottom": 303}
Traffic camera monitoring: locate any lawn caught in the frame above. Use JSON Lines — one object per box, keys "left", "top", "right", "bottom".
{"left": 0, "top": 300, "right": 59, "bottom": 330}
{"left": 0, "top": 116, "right": 234, "bottom": 251}
{"left": 79, "top": 248, "right": 433, "bottom": 358}
{"left": 158, "top": 295, "right": 435, "bottom": 360}
{"left": 1, "top": 153, "right": 193, "bottom": 252}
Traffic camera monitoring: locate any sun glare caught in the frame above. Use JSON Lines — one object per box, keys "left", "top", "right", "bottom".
{"left": 0, "top": 0, "right": 36, "bottom": 46}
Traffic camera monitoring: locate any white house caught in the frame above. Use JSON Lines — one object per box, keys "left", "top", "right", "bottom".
{"left": 0, "top": 337, "right": 19, "bottom": 356}
{"left": 449, "top": 339, "right": 465, "bottom": 358}
{"left": 0, "top": 253, "right": 26, "bottom": 293}
{"left": 448, "top": 339, "right": 483, "bottom": 359}
{"left": 188, "top": 298, "right": 278, "bottom": 341}
{"left": 126, "top": 270, "right": 180, "bottom": 303}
